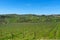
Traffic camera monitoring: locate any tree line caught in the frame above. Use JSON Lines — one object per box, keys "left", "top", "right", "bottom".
{"left": 0, "top": 14, "right": 60, "bottom": 24}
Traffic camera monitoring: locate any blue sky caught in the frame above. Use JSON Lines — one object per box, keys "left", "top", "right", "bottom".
{"left": 0, "top": 0, "right": 60, "bottom": 15}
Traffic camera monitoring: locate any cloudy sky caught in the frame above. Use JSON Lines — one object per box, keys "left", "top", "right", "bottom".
{"left": 0, "top": 0, "right": 60, "bottom": 15}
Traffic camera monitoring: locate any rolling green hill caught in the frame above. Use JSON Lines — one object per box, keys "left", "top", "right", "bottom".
{"left": 0, "top": 14, "right": 60, "bottom": 23}
{"left": 0, "top": 14, "right": 60, "bottom": 40}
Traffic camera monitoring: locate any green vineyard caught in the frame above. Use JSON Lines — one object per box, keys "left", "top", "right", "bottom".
{"left": 0, "top": 22, "right": 60, "bottom": 40}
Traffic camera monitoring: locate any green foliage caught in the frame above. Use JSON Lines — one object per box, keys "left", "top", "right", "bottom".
{"left": 0, "top": 14, "right": 60, "bottom": 23}
{"left": 0, "top": 14, "right": 60, "bottom": 40}
{"left": 0, "top": 22, "right": 60, "bottom": 40}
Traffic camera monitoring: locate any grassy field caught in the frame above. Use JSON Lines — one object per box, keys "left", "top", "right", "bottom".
{"left": 0, "top": 22, "right": 60, "bottom": 40}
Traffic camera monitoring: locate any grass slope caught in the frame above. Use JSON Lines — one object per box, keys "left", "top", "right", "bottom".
{"left": 0, "top": 22, "right": 60, "bottom": 40}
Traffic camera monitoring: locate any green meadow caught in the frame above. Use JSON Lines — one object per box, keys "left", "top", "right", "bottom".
{"left": 0, "top": 22, "right": 60, "bottom": 40}
{"left": 0, "top": 14, "right": 60, "bottom": 40}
